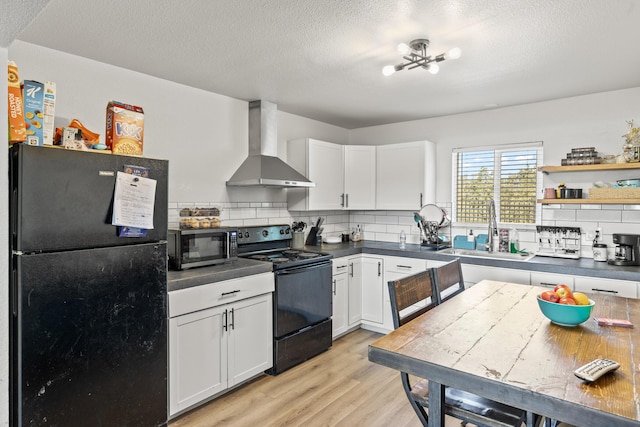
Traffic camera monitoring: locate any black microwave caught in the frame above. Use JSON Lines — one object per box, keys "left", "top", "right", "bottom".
{"left": 168, "top": 227, "right": 238, "bottom": 270}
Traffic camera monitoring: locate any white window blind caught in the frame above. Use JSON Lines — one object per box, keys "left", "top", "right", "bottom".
{"left": 453, "top": 143, "right": 542, "bottom": 224}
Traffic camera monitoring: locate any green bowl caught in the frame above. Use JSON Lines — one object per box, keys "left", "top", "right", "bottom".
{"left": 536, "top": 296, "right": 595, "bottom": 326}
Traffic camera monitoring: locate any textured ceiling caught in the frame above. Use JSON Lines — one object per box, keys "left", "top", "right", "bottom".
{"left": 9, "top": 0, "right": 640, "bottom": 129}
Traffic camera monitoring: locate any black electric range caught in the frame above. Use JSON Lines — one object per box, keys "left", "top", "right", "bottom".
{"left": 237, "top": 224, "right": 333, "bottom": 375}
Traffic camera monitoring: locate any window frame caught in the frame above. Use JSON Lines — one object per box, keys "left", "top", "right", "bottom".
{"left": 451, "top": 142, "right": 543, "bottom": 226}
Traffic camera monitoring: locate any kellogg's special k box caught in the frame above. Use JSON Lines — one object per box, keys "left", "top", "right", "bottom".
{"left": 106, "top": 101, "right": 144, "bottom": 155}
{"left": 22, "top": 80, "right": 56, "bottom": 146}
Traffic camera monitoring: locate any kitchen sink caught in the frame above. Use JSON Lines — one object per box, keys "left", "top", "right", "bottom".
{"left": 438, "top": 248, "right": 535, "bottom": 262}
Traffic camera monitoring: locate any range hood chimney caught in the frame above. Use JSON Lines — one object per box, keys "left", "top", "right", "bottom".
{"left": 226, "top": 100, "right": 315, "bottom": 188}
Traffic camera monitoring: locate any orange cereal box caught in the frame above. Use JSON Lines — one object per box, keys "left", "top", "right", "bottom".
{"left": 7, "top": 61, "right": 26, "bottom": 144}
{"left": 105, "top": 100, "right": 144, "bottom": 155}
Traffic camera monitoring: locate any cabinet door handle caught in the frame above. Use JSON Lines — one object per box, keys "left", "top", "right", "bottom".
{"left": 378, "top": 262, "right": 381, "bottom": 276}
{"left": 349, "top": 262, "right": 353, "bottom": 277}
{"left": 222, "top": 290, "right": 240, "bottom": 297}
{"left": 230, "top": 308, "right": 235, "bottom": 330}
{"left": 591, "top": 288, "right": 618, "bottom": 294}
{"left": 333, "top": 279, "right": 337, "bottom": 295}
{"left": 420, "top": 193, "right": 423, "bottom": 207}
{"left": 345, "top": 193, "right": 349, "bottom": 208}
{"left": 341, "top": 193, "right": 345, "bottom": 207}
{"left": 539, "top": 282, "right": 560, "bottom": 288}
{"left": 223, "top": 309, "right": 228, "bottom": 332}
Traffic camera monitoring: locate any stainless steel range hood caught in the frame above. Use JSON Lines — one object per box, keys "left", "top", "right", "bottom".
{"left": 226, "top": 100, "right": 315, "bottom": 188}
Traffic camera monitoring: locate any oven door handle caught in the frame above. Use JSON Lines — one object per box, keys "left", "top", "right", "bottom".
{"left": 275, "top": 261, "right": 331, "bottom": 275}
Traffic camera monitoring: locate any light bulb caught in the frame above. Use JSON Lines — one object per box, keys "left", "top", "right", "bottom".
{"left": 447, "top": 47, "right": 462, "bottom": 59}
{"left": 397, "top": 43, "right": 411, "bottom": 55}
{"left": 382, "top": 65, "right": 397, "bottom": 76}
{"left": 428, "top": 63, "right": 439, "bottom": 74}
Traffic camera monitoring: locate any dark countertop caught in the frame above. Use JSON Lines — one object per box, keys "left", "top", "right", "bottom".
{"left": 168, "top": 258, "right": 273, "bottom": 292}
{"left": 318, "top": 241, "right": 640, "bottom": 282}
{"left": 168, "top": 240, "right": 640, "bottom": 292}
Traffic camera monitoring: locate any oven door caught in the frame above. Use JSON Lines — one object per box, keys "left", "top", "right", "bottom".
{"left": 274, "top": 260, "right": 332, "bottom": 338}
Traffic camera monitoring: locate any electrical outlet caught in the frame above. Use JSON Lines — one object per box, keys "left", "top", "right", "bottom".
{"left": 582, "top": 230, "right": 595, "bottom": 245}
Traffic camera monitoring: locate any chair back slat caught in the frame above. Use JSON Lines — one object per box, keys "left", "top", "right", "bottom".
{"left": 432, "top": 259, "right": 465, "bottom": 304}
{"left": 388, "top": 270, "right": 436, "bottom": 329}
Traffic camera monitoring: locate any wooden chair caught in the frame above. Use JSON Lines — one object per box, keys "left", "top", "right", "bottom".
{"left": 431, "top": 258, "right": 465, "bottom": 305}
{"left": 387, "top": 266, "right": 535, "bottom": 427}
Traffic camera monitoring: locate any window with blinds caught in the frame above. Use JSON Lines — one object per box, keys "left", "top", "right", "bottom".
{"left": 453, "top": 143, "right": 542, "bottom": 224}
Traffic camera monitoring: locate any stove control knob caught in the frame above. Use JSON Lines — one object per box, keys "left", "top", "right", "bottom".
{"left": 244, "top": 232, "right": 250, "bottom": 238}
{"left": 262, "top": 230, "right": 269, "bottom": 237}
{"left": 280, "top": 229, "right": 285, "bottom": 235}
{"left": 285, "top": 228, "right": 290, "bottom": 234}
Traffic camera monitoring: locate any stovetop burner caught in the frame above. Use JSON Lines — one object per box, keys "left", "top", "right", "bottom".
{"left": 237, "top": 224, "right": 332, "bottom": 270}
{"left": 298, "top": 252, "right": 320, "bottom": 258}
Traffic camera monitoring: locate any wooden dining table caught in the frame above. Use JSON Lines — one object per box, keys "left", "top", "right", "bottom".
{"left": 368, "top": 280, "right": 640, "bottom": 427}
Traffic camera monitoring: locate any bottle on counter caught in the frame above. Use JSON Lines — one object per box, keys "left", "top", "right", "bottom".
{"left": 399, "top": 230, "right": 406, "bottom": 249}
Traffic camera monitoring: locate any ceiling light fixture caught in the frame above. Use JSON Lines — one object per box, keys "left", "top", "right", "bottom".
{"left": 382, "top": 38, "right": 461, "bottom": 76}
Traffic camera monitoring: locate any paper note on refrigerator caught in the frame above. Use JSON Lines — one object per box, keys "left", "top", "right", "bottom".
{"left": 112, "top": 171, "right": 156, "bottom": 229}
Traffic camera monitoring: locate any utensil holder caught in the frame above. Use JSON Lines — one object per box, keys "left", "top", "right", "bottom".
{"left": 292, "top": 231, "right": 305, "bottom": 249}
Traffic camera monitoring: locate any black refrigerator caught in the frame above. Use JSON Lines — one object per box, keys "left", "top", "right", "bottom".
{"left": 9, "top": 144, "right": 169, "bottom": 426}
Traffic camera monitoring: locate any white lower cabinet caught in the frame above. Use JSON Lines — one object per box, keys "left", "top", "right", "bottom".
{"left": 332, "top": 256, "right": 364, "bottom": 339}
{"left": 461, "top": 264, "right": 531, "bottom": 287}
{"left": 332, "top": 257, "right": 349, "bottom": 338}
{"left": 348, "top": 257, "right": 363, "bottom": 327}
{"left": 574, "top": 276, "right": 638, "bottom": 299}
{"left": 169, "top": 273, "right": 274, "bottom": 417}
{"left": 360, "top": 256, "right": 428, "bottom": 334}
{"left": 360, "top": 256, "right": 385, "bottom": 329}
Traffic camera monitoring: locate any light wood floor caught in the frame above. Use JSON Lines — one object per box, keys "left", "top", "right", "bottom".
{"left": 169, "top": 328, "right": 468, "bottom": 427}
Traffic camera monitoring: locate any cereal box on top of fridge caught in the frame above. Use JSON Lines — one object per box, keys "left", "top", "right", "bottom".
{"left": 106, "top": 101, "right": 144, "bottom": 155}
{"left": 22, "top": 80, "right": 56, "bottom": 146}
{"left": 7, "top": 61, "right": 26, "bottom": 144}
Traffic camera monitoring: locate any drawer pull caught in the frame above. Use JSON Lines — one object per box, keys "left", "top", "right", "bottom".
{"left": 396, "top": 265, "right": 413, "bottom": 269}
{"left": 336, "top": 265, "right": 348, "bottom": 270}
{"left": 221, "top": 290, "right": 240, "bottom": 297}
{"left": 539, "top": 282, "right": 560, "bottom": 288}
{"left": 591, "top": 288, "right": 618, "bottom": 294}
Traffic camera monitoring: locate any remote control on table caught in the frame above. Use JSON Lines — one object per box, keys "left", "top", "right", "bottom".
{"left": 574, "top": 358, "right": 620, "bottom": 382}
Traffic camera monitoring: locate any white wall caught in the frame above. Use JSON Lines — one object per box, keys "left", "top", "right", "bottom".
{"left": 350, "top": 88, "right": 640, "bottom": 203}
{"left": 8, "top": 41, "right": 349, "bottom": 205}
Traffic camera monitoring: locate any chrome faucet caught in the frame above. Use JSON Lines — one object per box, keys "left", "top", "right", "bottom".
{"left": 487, "top": 199, "right": 498, "bottom": 252}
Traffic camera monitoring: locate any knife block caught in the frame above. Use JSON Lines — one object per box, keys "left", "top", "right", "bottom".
{"left": 305, "top": 226, "right": 320, "bottom": 245}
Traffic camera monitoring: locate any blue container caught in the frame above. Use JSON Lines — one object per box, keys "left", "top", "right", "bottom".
{"left": 537, "top": 297, "right": 594, "bottom": 326}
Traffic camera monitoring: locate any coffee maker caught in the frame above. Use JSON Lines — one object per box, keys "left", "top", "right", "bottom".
{"left": 608, "top": 233, "right": 640, "bottom": 266}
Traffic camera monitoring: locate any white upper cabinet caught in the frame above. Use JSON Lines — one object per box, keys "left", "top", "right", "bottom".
{"left": 344, "top": 145, "right": 376, "bottom": 209}
{"left": 287, "top": 138, "right": 376, "bottom": 210}
{"left": 376, "top": 140, "right": 435, "bottom": 210}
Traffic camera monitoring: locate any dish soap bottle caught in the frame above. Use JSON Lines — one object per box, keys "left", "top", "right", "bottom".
{"left": 399, "top": 230, "right": 406, "bottom": 249}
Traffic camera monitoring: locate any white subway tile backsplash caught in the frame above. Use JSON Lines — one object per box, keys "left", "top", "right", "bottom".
{"left": 602, "top": 204, "right": 624, "bottom": 210}
{"left": 576, "top": 209, "right": 621, "bottom": 222}
{"left": 621, "top": 210, "right": 640, "bottom": 222}
{"left": 167, "top": 198, "right": 636, "bottom": 253}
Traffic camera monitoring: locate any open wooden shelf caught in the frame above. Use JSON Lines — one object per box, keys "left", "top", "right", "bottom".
{"left": 539, "top": 163, "right": 640, "bottom": 173}
{"left": 538, "top": 198, "right": 640, "bottom": 204}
